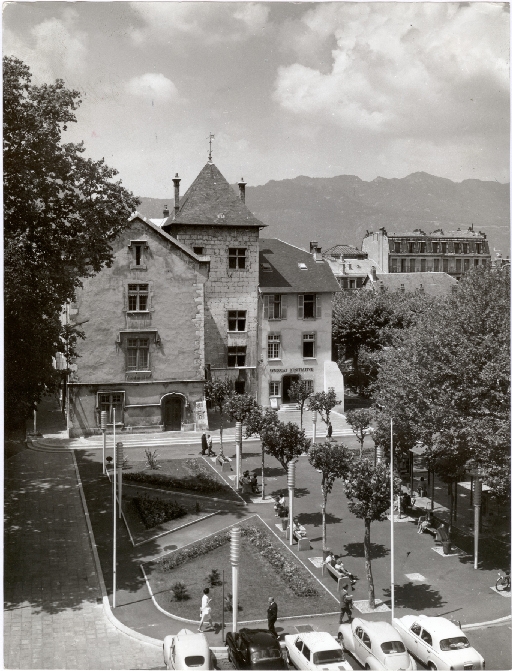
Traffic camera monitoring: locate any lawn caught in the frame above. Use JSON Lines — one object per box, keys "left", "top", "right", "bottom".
{"left": 144, "top": 517, "right": 339, "bottom": 622}
{"left": 121, "top": 457, "right": 241, "bottom": 502}
{"left": 122, "top": 488, "right": 218, "bottom": 546}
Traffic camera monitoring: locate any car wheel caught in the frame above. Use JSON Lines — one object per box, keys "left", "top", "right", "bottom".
{"left": 286, "top": 651, "right": 293, "bottom": 667}
{"left": 428, "top": 663, "right": 437, "bottom": 670}
{"left": 365, "top": 665, "right": 370, "bottom": 670}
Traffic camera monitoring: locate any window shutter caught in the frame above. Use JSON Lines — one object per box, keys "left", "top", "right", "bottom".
{"left": 263, "top": 295, "right": 269, "bottom": 320}
{"left": 315, "top": 294, "right": 321, "bottom": 318}
{"left": 281, "top": 295, "right": 287, "bottom": 319}
{"left": 298, "top": 294, "right": 304, "bottom": 319}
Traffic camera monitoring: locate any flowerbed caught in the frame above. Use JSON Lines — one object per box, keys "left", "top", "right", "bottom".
{"left": 133, "top": 494, "right": 188, "bottom": 529}
{"left": 122, "top": 458, "right": 238, "bottom": 500}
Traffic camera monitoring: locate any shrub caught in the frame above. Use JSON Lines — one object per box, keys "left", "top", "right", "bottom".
{"left": 224, "top": 593, "right": 243, "bottom": 612}
{"left": 144, "top": 449, "right": 161, "bottom": 470}
{"left": 195, "top": 501, "right": 201, "bottom": 514}
{"left": 206, "top": 569, "right": 222, "bottom": 587}
{"left": 240, "top": 526, "right": 319, "bottom": 597}
{"left": 133, "top": 494, "right": 187, "bottom": 529}
{"left": 170, "top": 581, "right": 189, "bottom": 601}
{"left": 159, "top": 530, "right": 232, "bottom": 573}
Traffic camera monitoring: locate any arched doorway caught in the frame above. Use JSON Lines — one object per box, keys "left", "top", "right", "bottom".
{"left": 162, "top": 396, "right": 183, "bottom": 431}
{"left": 282, "top": 374, "right": 300, "bottom": 404}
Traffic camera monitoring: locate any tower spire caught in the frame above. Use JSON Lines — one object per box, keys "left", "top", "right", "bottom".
{"left": 207, "top": 133, "right": 215, "bottom": 162}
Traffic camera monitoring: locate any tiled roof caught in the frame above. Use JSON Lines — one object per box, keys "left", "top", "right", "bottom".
{"left": 386, "top": 228, "right": 486, "bottom": 239}
{"left": 167, "top": 162, "right": 265, "bottom": 228}
{"left": 371, "top": 272, "right": 457, "bottom": 296}
{"left": 324, "top": 244, "right": 368, "bottom": 259}
{"left": 259, "top": 238, "right": 341, "bottom": 294}
{"left": 326, "top": 257, "right": 377, "bottom": 277}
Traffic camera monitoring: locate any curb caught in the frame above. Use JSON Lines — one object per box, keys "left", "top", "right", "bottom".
{"left": 72, "top": 452, "right": 162, "bottom": 649}
{"left": 462, "top": 614, "right": 512, "bottom": 630}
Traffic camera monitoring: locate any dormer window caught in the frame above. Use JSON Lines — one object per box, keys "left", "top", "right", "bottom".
{"left": 298, "top": 262, "right": 307, "bottom": 270}
{"left": 262, "top": 262, "right": 272, "bottom": 272}
{"left": 129, "top": 240, "right": 148, "bottom": 269}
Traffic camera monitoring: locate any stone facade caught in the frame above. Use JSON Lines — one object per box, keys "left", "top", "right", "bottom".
{"left": 67, "top": 216, "right": 209, "bottom": 437}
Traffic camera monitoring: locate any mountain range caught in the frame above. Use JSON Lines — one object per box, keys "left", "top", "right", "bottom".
{"left": 137, "top": 171, "right": 510, "bottom": 256}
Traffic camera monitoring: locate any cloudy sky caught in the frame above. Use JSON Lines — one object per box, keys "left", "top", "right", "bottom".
{"left": 3, "top": 1, "right": 509, "bottom": 197}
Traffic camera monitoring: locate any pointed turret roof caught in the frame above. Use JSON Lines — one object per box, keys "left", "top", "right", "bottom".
{"left": 169, "top": 162, "right": 265, "bottom": 228}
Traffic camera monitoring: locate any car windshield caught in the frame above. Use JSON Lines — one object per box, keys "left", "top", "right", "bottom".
{"left": 184, "top": 655, "right": 205, "bottom": 667}
{"left": 251, "top": 648, "right": 282, "bottom": 662}
{"left": 313, "top": 649, "right": 345, "bottom": 664}
{"left": 439, "top": 637, "right": 470, "bottom": 651}
{"left": 381, "top": 641, "right": 406, "bottom": 654}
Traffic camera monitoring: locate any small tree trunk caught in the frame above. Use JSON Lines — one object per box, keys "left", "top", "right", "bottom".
{"left": 219, "top": 414, "right": 224, "bottom": 456}
{"left": 322, "top": 488, "right": 327, "bottom": 551}
{"left": 359, "top": 437, "right": 363, "bottom": 459}
{"left": 364, "top": 517, "right": 375, "bottom": 609}
{"left": 454, "top": 477, "right": 458, "bottom": 521}
{"left": 261, "top": 445, "right": 265, "bottom": 500}
{"left": 449, "top": 485, "right": 454, "bottom": 528}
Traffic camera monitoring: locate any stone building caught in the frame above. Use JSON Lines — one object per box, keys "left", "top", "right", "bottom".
{"left": 66, "top": 215, "right": 209, "bottom": 437}
{"left": 161, "top": 163, "right": 265, "bottom": 396}
{"left": 364, "top": 271, "right": 457, "bottom": 296}
{"left": 258, "top": 239, "right": 344, "bottom": 410}
{"left": 362, "top": 227, "right": 491, "bottom": 279}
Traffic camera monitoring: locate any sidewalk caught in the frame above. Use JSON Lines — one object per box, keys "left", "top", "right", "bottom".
{"left": 4, "top": 448, "right": 164, "bottom": 670}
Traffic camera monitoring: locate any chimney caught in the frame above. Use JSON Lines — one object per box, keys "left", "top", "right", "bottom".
{"left": 313, "top": 246, "right": 323, "bottom": 262}
{"left": 172, "top": 173, "right": 181, "bottom": 214}
{"left": 310, "top": 241, "right": 319, "bottom": 254}
{"left": 238, "top": 178, "right": 247, "bottom": 203}
{"left": 163, "top": 204, "right": 170, "bottom": 217}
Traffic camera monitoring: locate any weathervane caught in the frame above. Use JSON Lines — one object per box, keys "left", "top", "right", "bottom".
{"left": 207, "top": 133, "right": 215, "bottom": 162}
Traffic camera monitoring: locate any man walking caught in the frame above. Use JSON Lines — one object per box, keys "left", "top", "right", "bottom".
{"left": 267, "top": 597, "right": 278, "bottom": 638}
{"left": 201, "top": 432, "right": 208, "bottom": 455}
{"left": 206, "top": 434, "right": 214, "bottom": 456}
{"left": 339, "top": 585, "right": 353, "bottom": 623}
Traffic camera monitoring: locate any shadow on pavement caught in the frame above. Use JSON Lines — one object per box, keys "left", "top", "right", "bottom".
{"left": 344, "top": 542, "right": 390, "bottom": 559}
{"left": 297, "top": 511, "right": 342, "bottom": 526}
{"left": 382, "top": 582, "right": 446, "bottom": 610}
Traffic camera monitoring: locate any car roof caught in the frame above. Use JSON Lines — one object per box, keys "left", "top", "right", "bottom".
{"left": 354, "top": 619, "right": 404, "bottom": 644}
{"left": 240, "top": 628, "right": 281, "bottom": 647}
{"left": 399, "top": 616, "right": 465, "bottom": 640}
{"left": 174, "top": 630, "right": 209, "bottom": 652}
{"left": 297, "top": 632, "right": 341, "bottom": 652}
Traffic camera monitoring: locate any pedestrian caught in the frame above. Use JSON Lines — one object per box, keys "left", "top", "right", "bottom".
{"left": 198, "top": 588, "right": 213, "bottom": 632}
{"left": 206, "top": 434, "right": 214, "bottom": 456}
{"left": 200, "top": 432, "right": 208, "bottom": 455}
{"left": 339, "top": 585, "right": 353, "bottom": 623}
{"left": 267, "top": 597, "right": 278, "bottom": 638}
{"left": 327, "top": 422, "right": 333, "bottom": 440}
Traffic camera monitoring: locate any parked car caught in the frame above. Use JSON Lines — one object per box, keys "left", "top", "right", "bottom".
{"left": 284, "top": 631, "right": 353, "bottom": 670}
{"left": 163, "top": 628, "right": 212, "bottom": 670}
{"left": 393, "top": 615, "right": 485, "bottom": 670}
{"left": 337, "top": 618, "right": 416, "bottom": 670}
{"left": 225, "top": 628, "right": 287, "bottom": 670}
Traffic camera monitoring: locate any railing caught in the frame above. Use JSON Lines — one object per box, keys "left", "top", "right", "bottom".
{"left": 126, "top": 313, "right": 152, "bottom": 329}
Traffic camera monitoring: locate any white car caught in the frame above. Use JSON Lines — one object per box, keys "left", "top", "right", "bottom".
{"left": 337, "top": 618, "right": 416, "bottom": 670}
{"left": 393, "top": 615, "right": 485, "bottom": 670}
{"left": 284, "top": 631, "right": 353, "bottom": 670}
{"left": 163, "top": 628, "right": 212, "bottom": 670}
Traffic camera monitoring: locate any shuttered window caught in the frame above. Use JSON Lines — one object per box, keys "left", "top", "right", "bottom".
{"left": 298, "top": 294, "right": 321, "bottom": 319}
{"left": 263, "top": 294, "right": 286, "bottom": 320}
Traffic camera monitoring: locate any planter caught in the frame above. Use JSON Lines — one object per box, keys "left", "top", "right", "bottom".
{"left": 442, "top": 541, "right": 452, "bottom": 555}
{"left": 281, "top": 517, "right": 289, "bottom": 532}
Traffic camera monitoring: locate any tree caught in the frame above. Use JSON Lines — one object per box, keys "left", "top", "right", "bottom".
{"left": 308, "top": 443, "right": 353, "bottom": 551}
{"left": 308, "top": 389, "right": 340, "bottom": 434}
{"left": 4, "top": 56, "right": 139, "bottom": 428}
{"left": 344, "top": 459, "right": 399, "bottom": 609}
{"left": 333, "top": 288, "right": 439, "bottom": 393}
{"left": 204, "top": 378, "right": 233, "bottom": 456}
{"left": 288, "top": 380, "right": 313, "bottom": 428}
{"left": 373, "top": 266, "right": 510, "bottom": 500}
{"left": 224, "top": 392, "right": 259, "bottom": 480}
{"left": 345, "top": 409, "right": 373, "bottom": 459}
{"left": 245, "top": 407, "right": 311, "bottom": 499}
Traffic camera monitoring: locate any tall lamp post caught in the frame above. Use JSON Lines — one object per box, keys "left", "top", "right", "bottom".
{"left": 288, "top": 460, "right": 296, "bottom": 546}
{"left": 230, "top": 526, "right": 241, "bottom": 633}
{"left": 235, "top": 421, "right": 242, "bottom": 490}
{"left": 100, "top": 411, "right": 107, "bottom": 474}
{"left": 112, "top": 408, "right": 117, "bottom": 608}
{"left": 376, "top": 404, "right": 394, "bottom": 621}
{"left": 312, "top": 410, "right": 317, "bottom": 445}
{"left": 466, "top": 460, "right": 488, "bottom": 570}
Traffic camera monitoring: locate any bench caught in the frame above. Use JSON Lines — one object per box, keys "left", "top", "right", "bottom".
{"left": 216, "top": 455, "right": 232, "bottom": 472}
{"left": 297, "top": 537, "right": 310, "bottom": 551}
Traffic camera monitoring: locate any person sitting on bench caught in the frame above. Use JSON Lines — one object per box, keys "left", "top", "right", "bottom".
{"left": 274, "top": 494, "right": 286, "bottom": 517}
{"left": 250, "top": 473, "right": 259, "bottom": 493}
{"left": 417, "top": 512, "right": 436, "bottom": 536}
{"left": 292, "top": 518, "right": 307, "bottom": 542}
{"left": 334, "top": 557, "right": 357, "bottom": 588}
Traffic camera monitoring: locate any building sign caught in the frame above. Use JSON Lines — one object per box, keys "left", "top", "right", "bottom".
{"left": 269, "top": 367, "right": 314, "bottom": 373}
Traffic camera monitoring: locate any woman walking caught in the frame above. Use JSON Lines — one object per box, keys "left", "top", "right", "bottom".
{"left": 198, "top": 588, "right": 213, "bottom": 632}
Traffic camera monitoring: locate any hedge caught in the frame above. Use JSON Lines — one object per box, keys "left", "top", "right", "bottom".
{"left": 133, "top": 495, "right": 187, "bottom": 529}
{"left": 124, "top": 461, "right": 230, "bottom": 496}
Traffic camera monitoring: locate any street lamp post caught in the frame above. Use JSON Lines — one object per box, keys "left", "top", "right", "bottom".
{"left": 288, "top": 460, "right": 296, "bottom": 546}
{"left": 376, "top": 404, "right": 394, "bottom": 621}
{"left": 467, "top": 462, "right": 488, "bottom": 570}
{"left": 235, "top": 421, "right": 242, "bottom": 490}
{"left": 230, "top": 527, "right": 241, "bottom": 633}
{"left": 312, "top": 410, "right": 317, "bottom": 445}
{"left": 100, "top": 411, "right": 107, "bottom": 475}
{"left": 112, "top": 408, "right": 117, "bottom": 608}
{"left": 117, "top": 442, "right": 124, "bottom": 518}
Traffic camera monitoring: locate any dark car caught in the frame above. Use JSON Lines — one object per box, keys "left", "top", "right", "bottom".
{"left": 225, "top": 628, "right": 287, "bottom": 670}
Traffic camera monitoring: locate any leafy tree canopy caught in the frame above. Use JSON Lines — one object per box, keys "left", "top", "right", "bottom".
{"left": 224, "top": 393, "right": 258, "bottom": 423}
{"left": 4, "top": 56, "right": 139, "bottom": 426}
{"left": 245, "top": 406, "right": 310, "bottom": 469}
{"left": 308, "top": 442, "right": 353, "bottom": 496}
{"left": 373, "top": 267, "right": 510, "bottom": 498}
{"left": 344, "top": 459, "right": 396, "bottom": 522}
{"left": 308, "top": 389, "right": 340, "bottom": 428}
